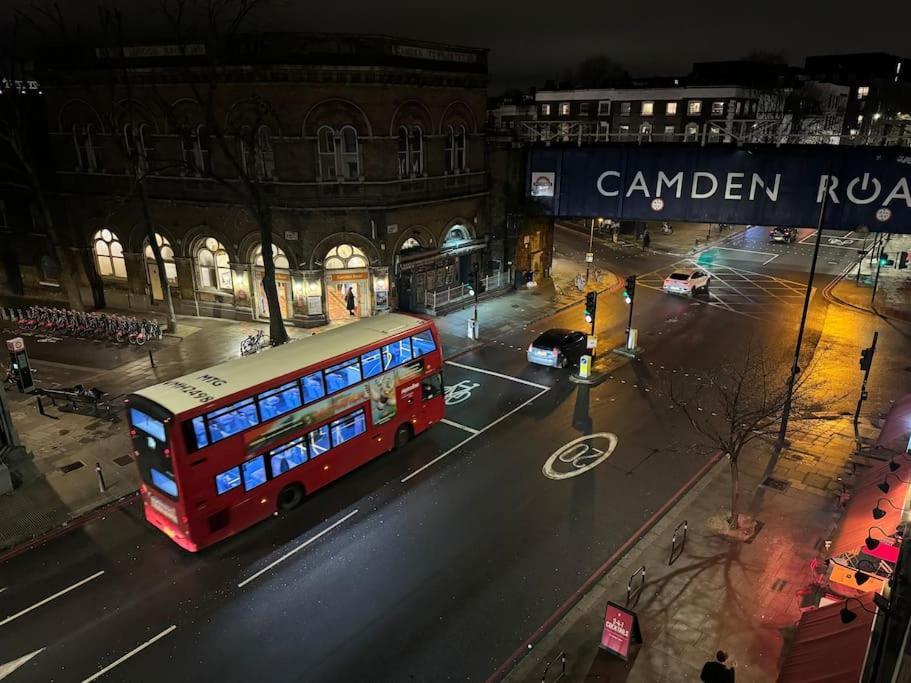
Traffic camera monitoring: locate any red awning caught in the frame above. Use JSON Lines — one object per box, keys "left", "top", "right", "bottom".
{"left": 828, "top": 458, "right": 910, "bottom": 558}
{"left": 777, "top": 592, "right": 878, "bottom": 683}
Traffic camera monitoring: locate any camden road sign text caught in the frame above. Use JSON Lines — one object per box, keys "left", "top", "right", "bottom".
{"left": 528, "top": 145, "right": 911, "bottom": 232}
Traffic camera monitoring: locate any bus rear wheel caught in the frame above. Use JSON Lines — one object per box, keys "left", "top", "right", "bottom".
{"left": 277, "top": 484, "right": 305, "bottom": 513}
{"left": 395, "top": 423, "right": 413, "bottom": 449}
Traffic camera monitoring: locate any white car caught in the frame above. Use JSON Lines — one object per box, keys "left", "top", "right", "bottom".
{"left": 662, "top": 269, "right": 710, "bottom": 297}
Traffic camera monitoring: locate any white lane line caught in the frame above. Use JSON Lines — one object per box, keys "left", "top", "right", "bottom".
{"left": 0, "top": 587, "right": 5, "bottom": 595}
{"left": 445, "top": 361, "right": 549, "bottom": 390}
{"left": 440, "top": 418, "right": 479, "bottom": 434}
{"left": 762, "top": 253, "right": 779, "bottom": 265}
{"left": 402, "top": 387, "right": 550, "bottom": 483}
{"left": 0, "top": 571, "right": 104, "bottom": 627}
{"left": 0, "top": 648, "right": 46, "bottom": 679}
{"left": 81, "top": 625, "right": 176, "bottom": 682}
{"left": 704, "top": 246, "right": 778, "bottom": 259}
{"left": 238, "top": 509, "right": 359, "bottom": 588}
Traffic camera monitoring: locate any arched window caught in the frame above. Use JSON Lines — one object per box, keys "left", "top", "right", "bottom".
{"left": 445, "top": 125, "right": 467, "bottom": 173}
{"left": 124, "top": 123, "right": 153, "bottom": 173}
{"left": 254, "top": 125, "right": 275, "bottom": 180}
{"left": 316, "top": 126, "right": 360, "bottom": 181}
{"left": 684, "top": 122, "right": 700, "bottom": 141}
{"left": 317, "top": 126, "right": 337, "bottom": 180}
{"left": 92, "top": 228, "right": 126, "bottom": 278}
{"left": 339, "top": 126, "right": 360, "bottom": 180}
{"left": 639, "top": 122, "right": 653, "bottom": 137}
{"left": 72, "top": 124, "right": 97, "bottom": 172}
{"left": 324, "top": 244, "right": 368, "bottom": 270}
{"left": 197, "top": 237, "right": 232, "bottom": 290}
{"left": 144, "top": 233, "right": 177, "bottom": 283}
{"left": 253, "top": 244, "right": 290, "bottom": 270}
{"left": 443, "top": 225, "right": 470, "bottom": 245}
{"left": 194, "top": 125, "right": 210, "bottom": 174}
{"left": 400, "top": 237, "right": 422, "bottom": 251}
{"left": 397, "top": 126, "right": 424, "bottom": 178}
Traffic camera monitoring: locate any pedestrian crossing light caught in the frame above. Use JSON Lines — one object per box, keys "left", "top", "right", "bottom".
{"left": 584, "top": 291, "right": 596, "bottom": 324}
{"left": 623, "top": 275, "right": 636, "bottom": 305}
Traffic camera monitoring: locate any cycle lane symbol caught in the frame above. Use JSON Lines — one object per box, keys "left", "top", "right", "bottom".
{"left": 542, "top": 433, "right": 619, "bottom": 480}
{"left": 444, "top": 380, "right": 480, "bottom": 406}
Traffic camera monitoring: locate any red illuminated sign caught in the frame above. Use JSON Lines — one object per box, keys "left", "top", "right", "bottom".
{"left": 599, "top": 601, "right": 642, "bottom": 660}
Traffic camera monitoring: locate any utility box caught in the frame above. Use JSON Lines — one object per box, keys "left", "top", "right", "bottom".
{"left": 627, "top": 328, "right": 638, "bottom": 350}
{"left": 579, "top": 355, "right": 591, "bottom": 379}
{"left": 466, "top": 318, "right": 479, "bottom": 340}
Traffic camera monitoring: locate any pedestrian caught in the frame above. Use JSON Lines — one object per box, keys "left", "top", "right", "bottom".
{"left": 345, "top": 287, "right": 356, "bottom": 317}
{"left": 700, "top": 650, "right": 735, "bottom": 682}
{"left": 642, "top": 230, "right": 651, "bottom": 251}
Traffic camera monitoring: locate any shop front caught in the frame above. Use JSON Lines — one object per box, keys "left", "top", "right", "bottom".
{"left": 396, "top": 236, "right": 488, "bottom": 313}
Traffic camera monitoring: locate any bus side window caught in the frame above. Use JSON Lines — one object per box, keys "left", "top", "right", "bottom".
{"left": 421, "top": 373, "right": 442, "bottom": 401}
{"left": 301, "top": 371, "right": 325, "bottom": 404}
{"left": 308, "top": 425, "right": 331, "bottom": 457}
{"left": 411, "top": 330, "right": 436, "bottom": 357}
{"left": 361, "top": 348, "right": 382, "bottom": 378}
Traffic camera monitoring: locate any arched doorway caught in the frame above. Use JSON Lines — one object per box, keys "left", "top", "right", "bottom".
{"left": 252, "top": 243, "right": 292, "bottom": 320}
{"left": 323, "top": 243, "right": 371, "bottom": 320}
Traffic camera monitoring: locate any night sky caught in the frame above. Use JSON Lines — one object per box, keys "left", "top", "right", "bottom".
{"left": 7, "top": 0, "right": 911, "bottom": 92}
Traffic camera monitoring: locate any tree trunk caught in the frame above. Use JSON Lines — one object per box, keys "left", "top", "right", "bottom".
{"left": 729, "top": 455, "right": 741, "bottom": 530}
{"left": 137, "top": 182, "right": 177, "bottom": 332}
{"left": 256, "top": 206, "right": 289, "bottom": 345}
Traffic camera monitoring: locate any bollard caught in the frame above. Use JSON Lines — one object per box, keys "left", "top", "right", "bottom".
{"left": 626, "top": 565, "right": 646, "bottom": 607}
{"left": 148, "top": 350, "right": 156, "bottom": 368}
{"left": 669, "top": 520, "right": 688, "bottom": 566}
{"left": 95, "top": 462, "right": 107, "bottom": 493}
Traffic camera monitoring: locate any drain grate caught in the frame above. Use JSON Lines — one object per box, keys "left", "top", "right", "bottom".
{"left": 114, "top": 455, "right": 134, "bottom": 467}
{"left": 762, "top": 476, "right": 790, "bottom": 492}
{"left": 771, "top": 578, "right": 789, "bottom": 592}
{"left": 59, "top": 461, "right": 85, "bottom": 474}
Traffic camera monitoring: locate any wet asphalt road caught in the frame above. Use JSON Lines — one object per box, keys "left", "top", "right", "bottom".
{"left": 0, "top": 226, "right": 861, "bottom": 682}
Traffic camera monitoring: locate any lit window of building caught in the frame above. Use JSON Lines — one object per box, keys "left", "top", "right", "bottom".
{"left": 688, "top": 100, "right": 702, "bottom": 115}
{"left": 711, "top": 101, "right": 724, "bottom": 116}
{"left": 641, "top": 101, "right": 654, "bottom": 116}
{"left": 857, "top": 86, "right": 870, "bottom": 100}
{"left": 541, "top": 103, "right": 551, "bottom": 116}
{"left": 559, "top": 102, "right": 570, "bottom": 116}
{"left": 666, "top": 102, "right": 677, "bottom": 115}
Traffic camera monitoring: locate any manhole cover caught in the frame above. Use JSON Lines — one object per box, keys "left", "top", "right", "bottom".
{"left": 59, "top": 461, "right": 85, "bottom": 474}
{"left": 114, "top": 455, "right": 134, "bottom": 467}
{"left": 762, "top": 476, "right": 789, "bottom": 491}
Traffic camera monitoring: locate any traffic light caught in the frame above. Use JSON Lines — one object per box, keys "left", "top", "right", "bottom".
{"left": 899, "top": 251, "right": 909, "bottom": 269}
{"left": 584, "top": 291, "right": 597, "bottom": 324}
{"left": 623, "top": 275, "right": 637, "bottom": 304}
{"left": 859, "top": 347, "right": 874, "bottom": 372}
{"left": 879, "top": 251, "right": 890, "bottom": 267}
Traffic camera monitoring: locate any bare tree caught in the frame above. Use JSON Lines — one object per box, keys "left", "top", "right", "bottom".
{"left": 0, "top": 16, "right": 84, "bottom": 311}
{"left": 160, "top": 0, "right": 289, "bottom": 345}
{"left": 668, "top": 345, "right": 819, "bottom": 529}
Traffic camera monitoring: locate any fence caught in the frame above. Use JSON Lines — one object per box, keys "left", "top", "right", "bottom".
{"left": 423, "top": 270, "right": 509, "bottom": 312}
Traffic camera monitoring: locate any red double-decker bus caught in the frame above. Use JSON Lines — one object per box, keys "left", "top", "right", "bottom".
{"left": 126, "top": 314, "right": 444, "bottom": 551}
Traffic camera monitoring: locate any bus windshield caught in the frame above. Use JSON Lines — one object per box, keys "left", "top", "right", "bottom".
{"left": 130, "top": 407, "right": 177, "bottom": 499}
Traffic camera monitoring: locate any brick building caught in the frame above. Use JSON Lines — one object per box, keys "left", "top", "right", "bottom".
{"left": 1, "top": 33, "right": 541, "bottom": 326}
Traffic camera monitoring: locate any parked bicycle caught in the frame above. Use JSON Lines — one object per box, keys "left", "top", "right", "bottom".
{"left": 240, "top": 329, "right": 269, "bottom": 356}
{"left": 10, "top": 306, "right": 162, "bottom": 345}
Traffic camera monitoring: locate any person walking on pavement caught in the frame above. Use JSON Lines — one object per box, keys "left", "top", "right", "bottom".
{"left": 700, "top": 650, "right": 735, "bottom": 682}
{"left": 642, "top": 229, "right": 651, "bottom": 251}
{"left": 345, "top": 287, "right": 356, "bottom": 317}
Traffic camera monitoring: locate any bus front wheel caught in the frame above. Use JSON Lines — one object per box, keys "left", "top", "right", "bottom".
{"left": 277, "top": 484, "right": 305, "bottom": 513}
{"left": 395, "top": 423, "right": 413, "bottom": 449}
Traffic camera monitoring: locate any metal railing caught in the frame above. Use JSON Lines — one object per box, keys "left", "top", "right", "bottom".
{"left": 423, "top": 270, "right": 508, "bottom": 311}
{"left": 507, "top": 119, "right": 911, "bottom": 148}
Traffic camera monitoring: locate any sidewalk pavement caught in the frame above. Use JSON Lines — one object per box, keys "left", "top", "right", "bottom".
{"left": 503, "top": 416, "right": 871, "bottom": 683}
{"left": 827, "top": 233, "right": 911, "bottom": 322}
{"left": 559, "top": 219, "right": 743, "bottom": 257}
{"left": 0, "top": 266, "right": 613, "bottom": 555}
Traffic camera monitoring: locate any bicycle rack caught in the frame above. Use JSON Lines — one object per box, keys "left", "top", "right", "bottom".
{"left": 540, "top": 651, "right": 566, "bottom": 683}
{"left": 669, "top": 520, "right": 688, "bottom": 566}
{"left": 626, "top": 566, "right": 646, "bottom": 607}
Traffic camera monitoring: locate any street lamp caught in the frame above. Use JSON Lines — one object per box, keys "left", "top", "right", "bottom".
{"left": 841, "top": 595, "right": 891, "bottom": 624}
{"left": 877, "top": 472, "right": 911, "bottom": 494}
{"left": 872, "top": 498, "right": 906, "bottom": 520}
{"left": 865, "top": 526, "right": 894, "bottom": 550}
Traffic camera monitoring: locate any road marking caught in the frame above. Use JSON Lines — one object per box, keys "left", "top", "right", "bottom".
{"left": 703, "top": 246, "right": 778, "bottom": 260}
{"left": 446, "top": 361, "right": 550, "bottom": 390}
{"left": 81, "top": 626, "right": 176, "bottom": 682}
{"left": 402, "top": 387, "right": 550, "bottom": 483}
{"left": 237, "top": 509, "right": 359, "bottom": 588}
{"left": 0, "top": 571, "right": 104, "bottom": 627}
{"left": 444, "top": 380, "right": 480, "bottom": 405}
{"left": 0, "top": 648, "right": 45, "bottom": 680}
{"left": 762, "top": 253, "right": 779, "bottom": 265}
{"left": 440, "top": 419, "right": 479, "bottom": 434}
{"left": 542, "top": 433, "right": 619, "bottom": 480}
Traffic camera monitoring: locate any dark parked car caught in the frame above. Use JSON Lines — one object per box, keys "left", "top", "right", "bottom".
{"left": 769, "top": 227, "right": 798, "bottom": 243}
{"left": 527, "top": 328, "right": 587, "bottom": 368}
